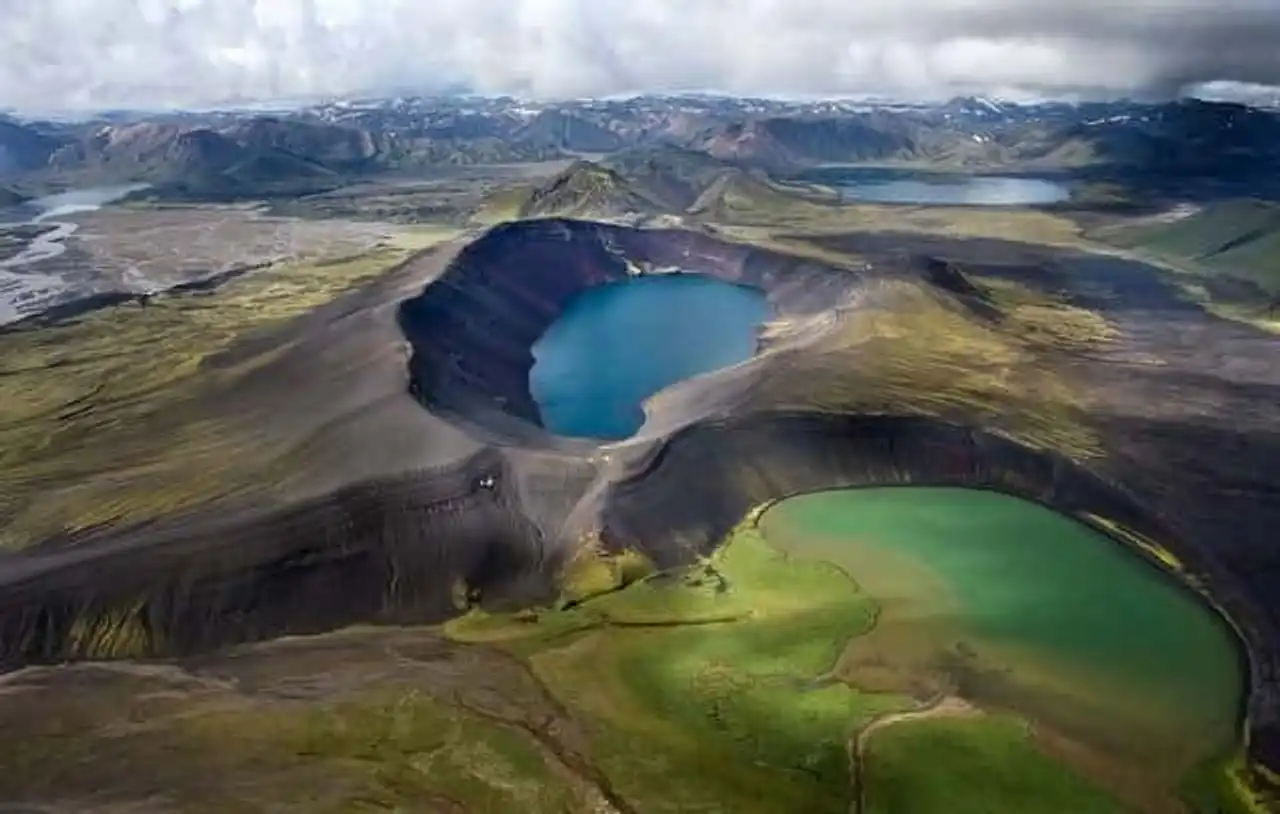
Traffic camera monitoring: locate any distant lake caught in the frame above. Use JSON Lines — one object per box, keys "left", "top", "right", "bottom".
{"left": 29, "top": 183, "right": 150, "bottom": 220}
{"left": 796, "top": 168, "right": 1071, "bottom": 206}
{"left": 529, "top": 275, "right": 768, "bottom": 440}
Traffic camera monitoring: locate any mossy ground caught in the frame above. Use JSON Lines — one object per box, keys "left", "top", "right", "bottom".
{"left": 754, "top": 279, "right": 1107, "bottom": 459}
{"left": 0, "top": 227, "right": 457, "bottom": 548}
{"left": 0, "top": 658, "right": 592, "bottom": 813}
{"left": 1088, "top": 200, "right": 1280, "bottom": 333}
{"left": 862, "top": 714, "right": 1129, "bottom": 814}
{"left": 1094, "top": 200, "right": 1280, "bottom": 296}
{"left": 1182, "top": 751, "right": 1278, "bottom": 814}
{"left": 973, "top": 275, "right": 1120, "bottom": 349}
{"left": 1176, "top": 279, "right": 1280, "bottom": 334}
{"left": 450, "top": 525, "right": 895, "bottom": 812}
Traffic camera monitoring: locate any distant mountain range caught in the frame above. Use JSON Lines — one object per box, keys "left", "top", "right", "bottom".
{"left": 0, "top": 117, "right": 58, "bottom": 173}
{"left": 0, "top": 185, "right": 28, "bottom": 206}
{"left": 3, "top": 96, "right": 1279, "bottom": 201}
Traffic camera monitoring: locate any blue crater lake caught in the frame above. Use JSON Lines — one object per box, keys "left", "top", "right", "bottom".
{"left": 529, "top": 274, "right": 768, "bottom": 440}
{"left": 796, "top": 167, "right": 1071, "bottom": 206}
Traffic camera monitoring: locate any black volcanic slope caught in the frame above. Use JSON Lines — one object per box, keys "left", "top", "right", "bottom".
{"left": 1, "top": 219, "right": 1280, "bottom": 777}
{"left": 0, "top": 448, "right": 553, "bottom": 665}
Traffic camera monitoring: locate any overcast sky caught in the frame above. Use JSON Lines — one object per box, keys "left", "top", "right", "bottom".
{"left": 2, "top": 0, "right": 1280, "bottom": 111}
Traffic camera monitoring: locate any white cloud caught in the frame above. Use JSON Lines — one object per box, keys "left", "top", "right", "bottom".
{"left": 1, "top": 0, "right": 1279, "bottom": 111}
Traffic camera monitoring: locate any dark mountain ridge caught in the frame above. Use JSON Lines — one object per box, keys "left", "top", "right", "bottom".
{"left": 0, "top": 185, "right": 28, "bottom": 206}
{"left": 1, "top": 96, "right": 1277, "bottom": 201}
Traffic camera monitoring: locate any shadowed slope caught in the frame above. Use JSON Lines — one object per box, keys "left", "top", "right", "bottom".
{"left": 0, "top": 449, "right": 553, "bottom": 666}
{"left": 599, "top": 413, "right": 1164, "bottom": 567}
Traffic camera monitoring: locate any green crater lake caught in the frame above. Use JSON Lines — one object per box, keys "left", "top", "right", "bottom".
{"left": 760, "top": 487, "right": 1243, "bottom": 776}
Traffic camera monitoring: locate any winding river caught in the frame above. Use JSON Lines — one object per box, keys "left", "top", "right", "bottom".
{"left": 0, "top": 184, "right": 148, "bottom": 270}
{"left": 0, "top": 183, "right": 148, "bottom": 325}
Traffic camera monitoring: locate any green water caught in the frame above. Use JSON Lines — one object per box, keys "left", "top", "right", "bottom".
{"left": 760, "top": 487, "right": 1243, "bottom": 764}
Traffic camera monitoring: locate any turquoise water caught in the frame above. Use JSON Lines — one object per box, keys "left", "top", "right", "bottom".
{"left": 529, "top": 275, "right": 768, "bottom": 439}
{"left": 796, "top": 168, "right": 1070, "bottom": 206}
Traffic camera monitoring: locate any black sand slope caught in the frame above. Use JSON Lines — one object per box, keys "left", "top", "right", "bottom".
{"left": 2, "top": 218, "right": 1279, "bottom": 776}
{"left": 0, "top": 449, "right": 555, "bottom": 666}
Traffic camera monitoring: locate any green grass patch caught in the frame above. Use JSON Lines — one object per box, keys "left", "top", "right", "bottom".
{"left": 863, "top": 714, "right": 1129, "bottom": 814}
{"left": 450, "top": 523, "right": 904, "bottom": 813}
{"left": 1097, "top": 200, "right": 1280, "bottom": 295}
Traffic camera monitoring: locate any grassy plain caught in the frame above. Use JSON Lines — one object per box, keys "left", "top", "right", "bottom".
{"left": 716, "top": 198, "right": 1086, "bottom": 247}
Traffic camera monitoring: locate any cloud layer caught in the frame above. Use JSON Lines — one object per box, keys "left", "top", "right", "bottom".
{"left": 3, "top": 0, "right": 1280, "bottom": 111}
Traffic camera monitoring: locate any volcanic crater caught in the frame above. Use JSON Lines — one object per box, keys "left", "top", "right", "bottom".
{"left": 2, "top": 218, "right": 1279, "bottom": 776}
{"left": 396, "top": 217, "right": 858, "bottom": 446}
